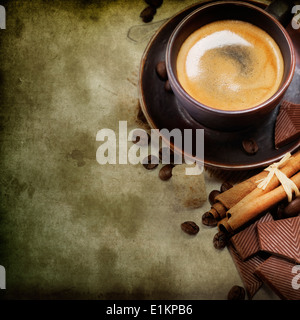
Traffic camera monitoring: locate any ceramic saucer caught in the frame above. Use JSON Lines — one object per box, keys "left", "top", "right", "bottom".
{"left": 138, "top": 0, "right": 300, "bottom": 170}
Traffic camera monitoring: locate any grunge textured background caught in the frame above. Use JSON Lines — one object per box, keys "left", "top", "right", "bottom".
{"left": 0, "top": 0, "right": 280, "bottom": 299}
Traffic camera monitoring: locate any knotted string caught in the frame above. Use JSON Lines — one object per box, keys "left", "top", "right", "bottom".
{"left": 256, "top": 153, "right": 300, "bottom": 202}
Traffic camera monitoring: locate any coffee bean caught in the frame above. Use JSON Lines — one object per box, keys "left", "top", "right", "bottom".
{"left": 209, "top": 190, "right": 221, "bottom": 205}
{"left": 159, "top": 164, "right": 174, "bottom": 181}
{"left": 283, "top": 197, "right": 300, "bottom": 218}
{"left": 132, "top": 129, "right": 150, "bottom": 146}
{"left": 140, "top": 6, "right": 156, "bottom": 23}
{"left": 181, "top": 221, "right": 199, "bottom": 235}
{"left": 142, "top": 155, "right": 159, "bottom": 170}
{"left": 220, "top": 181, "right": 233, "bottom": 193}
{"left": 202, "top": 212, "right": 218, "bottom": 227}
{"left": 156, "top": 61, "right": 168, "bottom": 81}
{"left": 164, "top": 80, "right": 173, "bottom": 92}
{"left": 213, "top": 231, "right": 228, "bottom": 249}
{"left": 227, "top": 285, "right": 245, "bottom": 300}
{"left": 276, "top": 202, "right": 287, "bottom": 219}
{"left": 242, "top": 138, "right": 258, "bottom": 155}
{"left": 145, "top": 0, "right": 163, "bottom": 8}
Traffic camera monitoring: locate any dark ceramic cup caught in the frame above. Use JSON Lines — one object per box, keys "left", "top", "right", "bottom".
{"left": 166, "top": 1, "right": 296, "bottom": 131}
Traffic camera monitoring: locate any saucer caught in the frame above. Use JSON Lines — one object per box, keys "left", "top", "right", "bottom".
{"left": 138, "top": 0, "right": 300, "bottom": 170}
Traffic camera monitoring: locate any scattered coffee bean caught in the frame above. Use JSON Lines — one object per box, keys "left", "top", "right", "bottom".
{"left": 242, "top": 138, "right": 259, "bottom": 155}
{"left": 156, "top": 61, "right": 168, "bottom": 81}
{"left": 227, "top": 285, "right": 246, "bottom": 300}
{"left": 209, "top": 190, "right": 221, "bottom": 205}
{"left": 283, "top": 197, "right": 300, "bottom": 218}
{"left": 181, "top": 221, "right": 200, "bottom": 235}
{"left": 220, "top": 181, "right": 233, "bottom": 193}
{"left": 142, "top": 155, "right": 159, "bottom": 170}
{"left": 164, "top": 80, "right": 172, "bottom": 92}
{"left": 213, "top": 231, "right": 228, "bottom": 249}
{"left": 159, "top": 164, "right": 174, "bottom": 181}
{"left": 132, "top": 129, "right": 150, "bottom": 146}
{"left": 140, "top": 6, "right": 156, "bottom": 23}
{"left": 202, "top": 212, "right": 218, "bottom": 227}
{"left": 145, "top": 0, "right": 163, "bottom": 8}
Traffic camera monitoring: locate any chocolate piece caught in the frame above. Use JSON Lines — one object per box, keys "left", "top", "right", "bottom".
{"left": 159, "top": 164, "right": 174, "bottom": 181}
{"left": 181, "top": 221, "right": 199, "bottom": 235}
{"left": 208, "top": 190, "right": 221, "bottom": 205}
{"left": 242, "top": 138, "right": 259, "bottom": 155}
{"left": 230, "top": 212, "right": 274, "bottom": 261}
{"left": 257, "top": 216, "right": 300, "bottom": 263}
{"left": 142, "top": 155, "right": 159, "bottom": 170}
{"left": 275, "top": 101, "right": 300, "bottom": 149}
{"left": 140, "top": 6, "right": 156, "bottom": 23}
{"left": 255, "top": 255, "right": 300, "bottom": 300}
{"left": 227, "top": 285, "right": 246, "bottom": 300}
{"left": 228, "top": 245, "right": 266, "bottom": 299}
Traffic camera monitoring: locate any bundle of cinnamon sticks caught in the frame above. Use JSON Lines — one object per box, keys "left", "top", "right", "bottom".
{"left": 207, "top": 150, "right": 300, "bottom": 234}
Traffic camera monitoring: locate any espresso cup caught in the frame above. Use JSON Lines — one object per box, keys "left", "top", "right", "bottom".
{"left": 166, "top": 1, "right": 296, "bottom": 131}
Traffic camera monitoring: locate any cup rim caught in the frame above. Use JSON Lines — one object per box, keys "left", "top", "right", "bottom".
{"left": 165, "top": 0, "right": 296, "bottom": 116}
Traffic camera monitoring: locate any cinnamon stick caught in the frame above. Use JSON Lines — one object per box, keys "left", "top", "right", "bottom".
{"left": 226, "top": 150, "right": 300, "bottom": 219}
{"left": 218, "top": 217, "right": 232, "bottom": 233}
{"left": 208, "top": 171, "right": 268, "bottom": 220}
{"left": 222, "top": 171, "right": 300, "bottom": 232}
{"left": 209, "top": 150, "right": 300, "bottom": 220}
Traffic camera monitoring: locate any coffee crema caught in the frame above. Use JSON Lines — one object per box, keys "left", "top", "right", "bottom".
{"left": 176, "top": 20, "right": 284, "bottom": 111}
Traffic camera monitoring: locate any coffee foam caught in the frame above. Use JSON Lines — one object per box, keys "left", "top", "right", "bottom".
{"left": 176, "top": 20, "right": 284, "bottom": 111}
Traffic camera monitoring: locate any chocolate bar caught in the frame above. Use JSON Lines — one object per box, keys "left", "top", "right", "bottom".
{"left": 230, "top": 213, "right": 273, "bottom": 261}
{"left": 255, "top": 255, "right": 300, "bottom": 300}
{"left": 228, "top": 245, "right": 267, "bottom": 299}
{"left": 275, "top": 101, "right": 300, "bottom": 149}
{"left": 257, "top": 216, "right": 300, "bottom": 264}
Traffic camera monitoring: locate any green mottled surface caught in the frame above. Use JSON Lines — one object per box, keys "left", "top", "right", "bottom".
{"left": 0, "top": 0, "right": 279, "bottom": 299}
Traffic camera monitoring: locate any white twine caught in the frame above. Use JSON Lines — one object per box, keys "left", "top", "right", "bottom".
{"left": 256, "top": 153, "right": 300, "bottom": 202}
